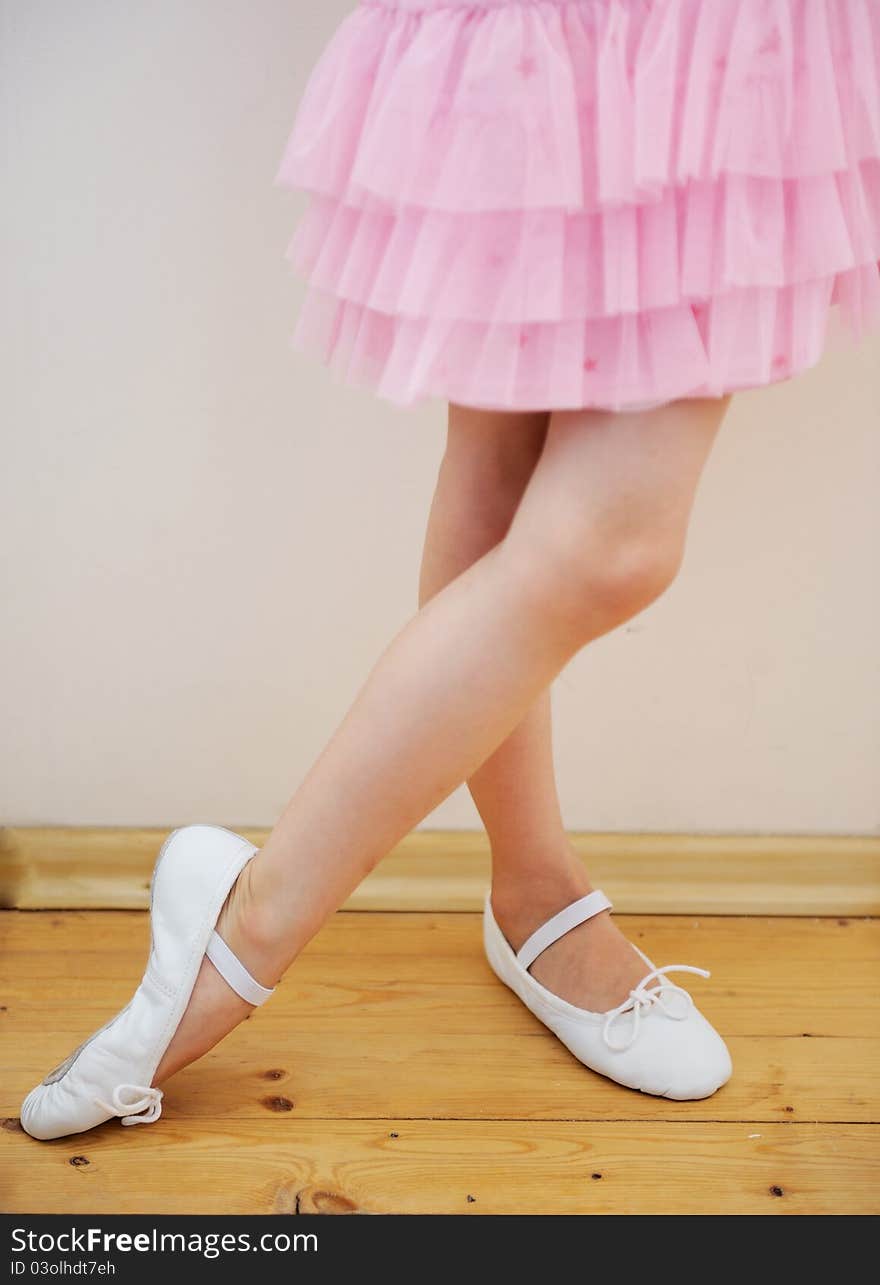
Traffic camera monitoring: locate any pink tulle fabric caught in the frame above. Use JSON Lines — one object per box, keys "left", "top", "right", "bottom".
{"left": 274, "top": 0, "right": 880, "bottom": 411}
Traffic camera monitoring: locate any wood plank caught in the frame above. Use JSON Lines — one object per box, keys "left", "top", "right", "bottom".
{"left": 3, "top": 913, "right": 878, "bottom": 1124}
{"left": 3, "top": 827, "right": 878, "bottom": 914}
{"left": 5, "top": 1034, "right": 878, "bottom": 1125}
{"left": 1, "top": 1120, "right": 876, "bottom": 1215}
{"left": 3, "top": 912, "right": 877, "bottom": 1036}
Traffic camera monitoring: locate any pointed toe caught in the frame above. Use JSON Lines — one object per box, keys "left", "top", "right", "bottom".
{"left": 22, "top": 824, "right": 274, "bottom": 1142}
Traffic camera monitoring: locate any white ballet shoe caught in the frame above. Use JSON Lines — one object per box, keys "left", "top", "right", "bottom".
{"left": 21, "top": 824, "right": 275, "bottom": 1141}
{"left": 484, "top": 889, "right": 732, "bottom": 1100}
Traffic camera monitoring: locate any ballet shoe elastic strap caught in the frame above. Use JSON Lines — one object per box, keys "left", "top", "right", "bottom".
{"left": 516, "top": 889, "right": 613, "bottom": 972}
{"left": 206, "top": 930, "right": 275, "bottom": 1006}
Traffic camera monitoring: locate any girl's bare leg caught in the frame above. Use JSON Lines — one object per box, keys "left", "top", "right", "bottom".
{"left": 154, "top": 395, "right": 731, "bottom": 1084}
{"left": 418, "top": 405, "right": 657, "bottom": 1012}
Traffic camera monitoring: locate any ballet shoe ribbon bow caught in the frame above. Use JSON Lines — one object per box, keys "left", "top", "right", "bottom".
{"left": 601, "top": 964, "right": 711, "bottom": 1052}
{"left": 94, "top": 1083, "right": 164, "bottom": 1126}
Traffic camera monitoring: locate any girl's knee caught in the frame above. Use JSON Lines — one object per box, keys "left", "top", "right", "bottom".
{"left": 502, "top": 525, "right": 684, "bottom": 634}
{"left": 587, "top": 538, "right": 683, "bottom": 621}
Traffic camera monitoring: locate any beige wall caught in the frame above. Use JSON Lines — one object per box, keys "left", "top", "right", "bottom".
{"left": 2, "top": 1, "right": 878, "bottom": 835}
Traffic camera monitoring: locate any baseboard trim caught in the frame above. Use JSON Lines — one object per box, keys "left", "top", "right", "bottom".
{"left": 1, "top": 827, "right": 877, "bottom": 915}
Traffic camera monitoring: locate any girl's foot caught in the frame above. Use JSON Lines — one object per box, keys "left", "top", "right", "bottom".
{"left": 21, "top": 826, "right": 281, "bottom": 1141}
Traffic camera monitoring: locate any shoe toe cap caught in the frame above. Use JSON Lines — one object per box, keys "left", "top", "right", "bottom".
{"left": 20, "top": 1066, "right": 117, "bottom": 1141}
{"left": 633, "top": 1010, "right": 733, "bottom": 1100}
{"left": 20, "top": 1082, "right": 66, "bottom": 1142}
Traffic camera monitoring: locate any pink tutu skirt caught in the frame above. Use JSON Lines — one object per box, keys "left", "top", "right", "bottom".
{"left": 274, "top": 0, "right": 880, "bottom": 411}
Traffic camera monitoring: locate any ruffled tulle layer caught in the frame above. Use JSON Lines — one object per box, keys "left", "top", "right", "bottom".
{"left": 279, "top": 0, "right": 880, "bottom": 208}
{"left": 275, "top": 0, "right": 880, "bottom": 409}
{"left": 292, "top": 266, "right": 880, "bottom": 410}
{"left": 288, "top": 164, "right": 880, "bottom": 323}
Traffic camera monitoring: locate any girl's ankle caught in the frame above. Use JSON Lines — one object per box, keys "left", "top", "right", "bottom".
{"left": 490, "top": 856, "right": 595, "bottom": 949}
{"left": 218, "top": 859, "right": 292, "bottom": 989}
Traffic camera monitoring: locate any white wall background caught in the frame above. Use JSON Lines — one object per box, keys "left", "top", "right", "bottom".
{"left": 2, "top": 0, "right": 878, "bottom": 835}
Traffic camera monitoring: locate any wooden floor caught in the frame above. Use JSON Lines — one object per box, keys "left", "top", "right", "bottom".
{"left": 2, "top": 909, "right": 878, "bottom": 1214}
